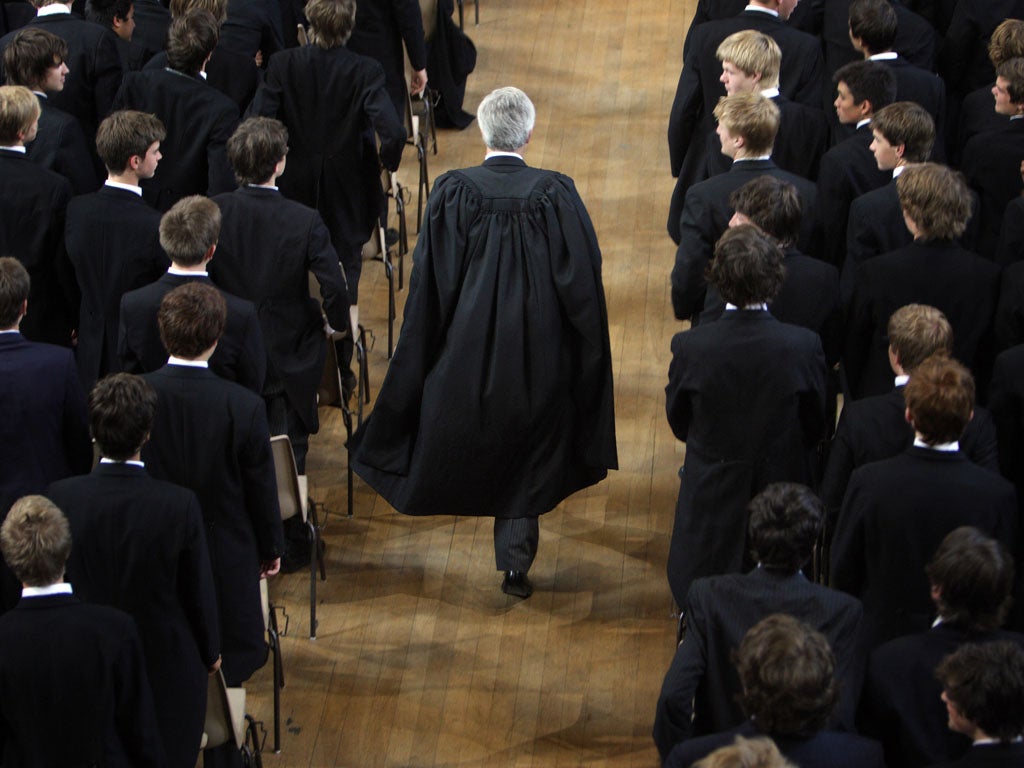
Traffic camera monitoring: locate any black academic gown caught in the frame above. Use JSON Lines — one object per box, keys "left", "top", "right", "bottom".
{"left": 352, "top": 156, "right": 618, "bottom": 520}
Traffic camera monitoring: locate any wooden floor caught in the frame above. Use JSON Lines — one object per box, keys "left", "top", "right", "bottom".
{"left": 251, "top": 1, "right": 697, "bottom": 764}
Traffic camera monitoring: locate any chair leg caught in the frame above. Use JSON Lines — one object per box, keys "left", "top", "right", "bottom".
{"left": 457, "top": 0, "right": 463, "bottom": 29}
{"left": 342, "top": 401, "right": 354, "bottom": 519}
{"left": 355, "top": 324, "right": 369, "bottom": 424}
{"left": 267, "top": 608, "right": 283, "bottom": 753}
{"left": 474, "top": 0, "right": 478, "bottom": 24}
{"left": 416, "top": 143, "right": 429, "bottom": 233}
{"left": 309, "top": 501, "right": 326, "bottom": 582}
{"left": 384, "top": 258, "right": 395, "bottom": 359}
{"left": 395, "top": 188, "right": 407, "bottom": 291}
{"left": 307, "top": 519, "right": 317, "bottom": 640}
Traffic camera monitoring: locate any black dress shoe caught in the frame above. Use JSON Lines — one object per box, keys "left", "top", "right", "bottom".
{"left": 501, "top": 570, "right": 533, "bottom": 598}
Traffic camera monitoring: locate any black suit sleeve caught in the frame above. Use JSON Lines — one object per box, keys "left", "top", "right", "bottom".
{"left": 306, "top": 211, "right": 351, "bottom": 327}
{"left": 92, "top": 30, "right": 125, "bottom": 124}
{"left": 830, "top": 472, "right": 868, "bottom": 594}
{"left": 365, "top": 63, "right": 406, "bottom": 172}
{"left": 206, "top": 101, "right": 240, "bottom": 196}
{"left": 671, "top": 188, "right": 714, "bottom": 321}
{"left": 53, "top": 118, "right": 101, "bottom": 195}
{"left": 235, "top": 307, "right": 267, "bottom": 395}
{"left": 61, "top": 347, "right": 93, "bottom": 474}
{"left": 394, "top": 0, "right": 427, "bottom": 71}
{"left": 113, "top": 614, "right": 165, "bottom": 768}
{"left": 667, "top": 42, "right": 704, "bottom": 178}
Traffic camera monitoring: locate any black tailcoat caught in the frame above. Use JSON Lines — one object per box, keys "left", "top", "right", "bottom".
{"left": 118, "top": 271, "right": 267, "bottom": 395}
{"left": 28, "top": 95, "right": 101, "bottom": 195}
{"left": 822, "top": 385, "right": 999, "bottom": 518}
{"left": 209, "top": 186, "right": 349, "bottom": 430}
{"left": 860, "top": 624, "right": 1024, "bottom": 768}
{"left": 65, "top": 185, "right": 168, "bottom": 391}
{"left": 653, "top": 567, "right": 864, "bottom": 759}
{"left": 0, "top": 331, "right": 90, "bottom": 611}
{"left": 816, "top": 124, "right": 891, "bottom": 269}
{"left": 219, "top": 0, "right": 283, "bottom": 60}
{"left": 960, "top": 119, "right": 1024, "bottom": 258}
{"left": 700, "top": 246, "right": 843, "bottom": 366}
{"left": 130, "top": 0, "right": 170, "bottom": 59}
{"left": 0, "top": 148, "right": 76, "bottom": 346}
{"left": 665, "top": 720, "right": 885, "bottom": 768}
{"left": 823, "top": 0, "right": 937, "bottom": 76}
{"left": 941, "top": 0, "right": 1024, "bottom": 98}
{"left": 48, "top": 463, "right": 218, "bottom": 768}
{"left": 844, "top": 240, "right": 1000, "bottom": 400}
{"left": 831, "top": 447, "right": 1017, "bottom": 646}
{"left": 672, "top": 158, "right": 818, "bottom": 321}
{"left": 996, "top": 196, "right": 1024, "bottom": 268}
{"left": 347, "top": 0, "right": 428, "bottom": 120}
{"left": 0, "top": 12, "right": 122, "bottom": 140}
{"left": 141, "top": 364, "right": 284, "bottom": 684}
{"left": 665, "top": 310, "right": 826, "bottom": 605}
{"left": 246, "top": 44, "right": 406, "bottom": 264}
{"left": 351, "top": 157, "right": 618, "bottom": 520}
{"left": 145, "top": 44, "right": 259, "bottom": 113}
{"left": 0, "top": 593, "right": 163, "bottom": 768}
{"left": 112, "top": 67, "right": 239, "bottom": 211}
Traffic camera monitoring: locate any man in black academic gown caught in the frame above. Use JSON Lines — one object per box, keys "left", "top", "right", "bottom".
{"left": 932, "top": 642, "right": 1024, "bottom": 767}
{"left": 3, "top": 26, "right": 100, "bottom": 194}
{"left": 0, "top": 495, "right": 163, "bottom": 768}
{"left": 352, "top": 86, "right": 618, "bottom": 599}
{"left": 66, "top": 109, "right": 169, "bottom": 392}
{"left": 666, "top": 225, "right": 827, "bottom": 607}
{"left": 48, "top": 373, "right": 221, "bottom": 768}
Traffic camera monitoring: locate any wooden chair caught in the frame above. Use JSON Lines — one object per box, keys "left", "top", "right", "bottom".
{"left": 404, "top": 86, "right": 431, "bottom": 233}
{"left": 202, "top": 669, "right": 263, "bottom": 765}
{"left": 317, "top": 331, "right": 359, "bottom": 518}
{"left": 455, "top": 0, "right": 478, "bottom": 29}
{"left": 261, "top": 578, "right": 286, "bottom": 753}
{"left": 363, "top": 224, "right": 400, "bottom": 359}
{"left": 270, "top": 434, "right": 324, "bottom": 640}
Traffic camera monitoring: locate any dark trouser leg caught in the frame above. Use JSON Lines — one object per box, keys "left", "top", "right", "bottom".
{"left": 493, "top": 517, "right": 539, "bottom": 572}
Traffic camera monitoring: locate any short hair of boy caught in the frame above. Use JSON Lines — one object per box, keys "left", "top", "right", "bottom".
{"left": 896, "top": 163, "right": 971, "bottom": 240}
{"left": 729, "top": 176, "right": 802, "bottom": 246}
{"left": 707, "top": 224, "right": 786, "bottom": 306}
{"left": 886, "top": 303, "right": 953, "bottom": 372}
{"left": 165, "top": 9, "right": 219, "bottom": 74}
{"left": 157, "top": 281, "right": 227, "bottom": 358}
{"left": 2, "top": 27, "right": 67, "bottom": 90}
{"left": 713, "top": 92, "right": 780, "bottom": 156}
{"left": 158, "top": 195, "right": 221, "bottom": 266}
{"left": 996, "top": 57, "right": 1024, "bottom": 104}
{"left": 0, "top": 256, "right": 30, "bottom": 328}
{"left": 747, "top": 483, "right": 822, "bottom": 573}
{"left": 86, "top": 0, "right": 133, "bottom": 30}
{"left": 716, "top": 30, "right": 781, "bottom": 89}
{"left": 693, "top": 737, "right": 796, "bottom": 768}
{"left": 0, "top": 84, "right": 41, "bottom": 144}
{"left": 305, "top": 0, "right": 356, "bottom": 48}
{"left": 925, "top": 526, "right": 1014, "bottom": 632}
{"left": 227, "top": 117, "right": 288, "bottom": 186}
{"left": 95, "top": 110, "right": 166, "bottom": 174}
{"left": 0, "top": 495, "right": 71, "bottom": 587}
{"left": 88, "top": 373, "right": 157, "bottom": 461}
{"left": 903, "top": 355, "right": 975, "bottom": 444}
{"left": 937, "top": 642, "right": 1024, "bottom": 741}
{"left": 832, "top": 60, "right": 897, "bottom": 113}
{"left": 988, "top": 19, "right": 1024, "bottom": 68}
{"left": 168, "top": 0, "right": 227, "bottom": 24}
{"left": 848, "top": 0, "right": 898, "bottom": 53}
{"left": 871, "top": 102, "right": 936, "bottom": 164}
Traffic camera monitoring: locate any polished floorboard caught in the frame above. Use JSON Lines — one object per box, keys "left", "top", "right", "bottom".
{"left": 250, "top": 1, "right": 696, "bottom": 764}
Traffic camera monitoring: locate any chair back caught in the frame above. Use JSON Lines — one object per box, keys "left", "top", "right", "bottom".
{"left": 203, "top": 669, "right": 246, "bottom": 751}
{"left": 270, "top": 435, "right": 305, "bottom": 524}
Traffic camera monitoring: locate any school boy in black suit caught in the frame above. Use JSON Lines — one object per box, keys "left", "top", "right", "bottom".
{"left": 700, "top": 175, "right": 842, "bottom": 368}
{"left": 667, "top": 0, "right": 824, "bottom": 241}
{"left": 87, "top": 0, "right": 151, "bottom": 71}
{"left": 246, "top": 0, "right": 405, "bottom": 304}
{"left": 210, "top": 117, "right": 350, "bottom": 471}
{"left": 653, "top": 484, "right": 864, "bottom": 760}
{"left": 822, "top": 0, "right": 936, "bottom": 78}
{"left": 0, "top": 84, "right": 75, "bottom": 347}
{"left": 141, "top": 277, "right": 283, "bottom": 689}
{"left": 831, "top": 357, "right": 1018, "bottom": 648}
{"left": 960, "top": 58, "right": 1024, "bottom": 258}
{"left": 941, "top": 0, "right": 1024, "bottom": 102}
{"left": 671, "top": 30, "right": 828, "bottom": 240}
{"left": 0, "top": 495, "right": 163, "bottom": 768}
{"left": 666, "top": 226, "right": 827, "bottom": 606}
{"left": 844, "top": 163, "right": 1000, "bottom": 400}
{"left": 112, "top": 9, "right": 238, "bottom": 210}
{"left": 65, "top": 110, "right": 169, "bottom": 392}
{"left": 118, "top": 192, "right": 266, "bottom": 394}
{"left": 665, "top": 615, "right": 883, "bottom": 768}
{"left": 2, "top": 26, "right": 99, "bottom": 193}
{"left": 0, "top": 257, "right": 90, "bottom": 611}
{"left": 932, "top": 642, "right": 1024, "bottom": 767}
{"left": 843, "top": 101, "right": 936, "bottom": 299}
{"left": 347, "top": 0, "right": 428, "bottom": 122}
{"left": 48, "top": 373, "right": 221, "bottom": 768}
{"left": 671, "top": 92, "right": 818, "bottom": 322}
{"left": 823, "top": 305, "right": 998, "bottom": 528}
{"left": 0, "top": 0, "right": 123, "bottom": 142}
{"left": 848, "top": 0, "right": 946, "bottom": 157}
{"left": 817, "top": 60, "right": 896, "bottom": 270}
{"left": 859, "top": 527, "right": 1024, "bottom": 768}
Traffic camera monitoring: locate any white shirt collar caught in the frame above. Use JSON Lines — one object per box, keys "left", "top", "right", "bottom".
{"left": 199, "top": 70, "right": 208, "bottom": 80}
{"left": 167, "top": 266, "right": 208, "bottom": 277}
{"left": 247, "top": 183, "right": 279, "bottom": 191}
{"left": 168, "top": 356, "right": 209, "bottom": 368}
{"left": 1011, "top": 114, "right": 1023, "bottom": 121}
{"left": 892, "top": 165, "right": 906, "bottom": 179}
{"left": 733, "top": 155, "right": 772, "bottom": 163}
{"left": 760, "top": 86, "right": 780, "bottom": 99}
{"left": 1, "top": 146, "right": 27, "bottom": 154}
{"left": 485, "top": 150, "right": 525, "bottom": 160}
{"left": 22, "top": 583, "right": 73, "bottom": 597}
{"left": 725, "top": 302, "right": 769, "bottom": 311}
{"left": 894, "top": 374, "right": 909, "bottom": 387}
{"left": 744, "top": 4, "right": 779, "bottom": 16}
{"left": 868, "top": 51, "right": 898, "bottom": 61}
{"left": 99, "top": 457, "right": 145, "bottom": 467}
{"left": 857, "top": 117, "right": 872, "bottom": 130}
{"left": 36, "top": 3, "right": 72, "bottom": 16}
{"left": 105, "top": 180, "right": 143, "bottom": 196}
{"left": 0, "top": 329, "right": 20, "bottom": 334}
{"left": 32, "top": 90, "right": 46, "bottom": 99}
{"left": 913, "top": 436, "right": 959, "bottom": 452}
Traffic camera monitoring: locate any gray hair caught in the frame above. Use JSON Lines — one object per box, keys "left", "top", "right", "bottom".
{"left": 477, "top": 87, "right": 535, "bottom": 151}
